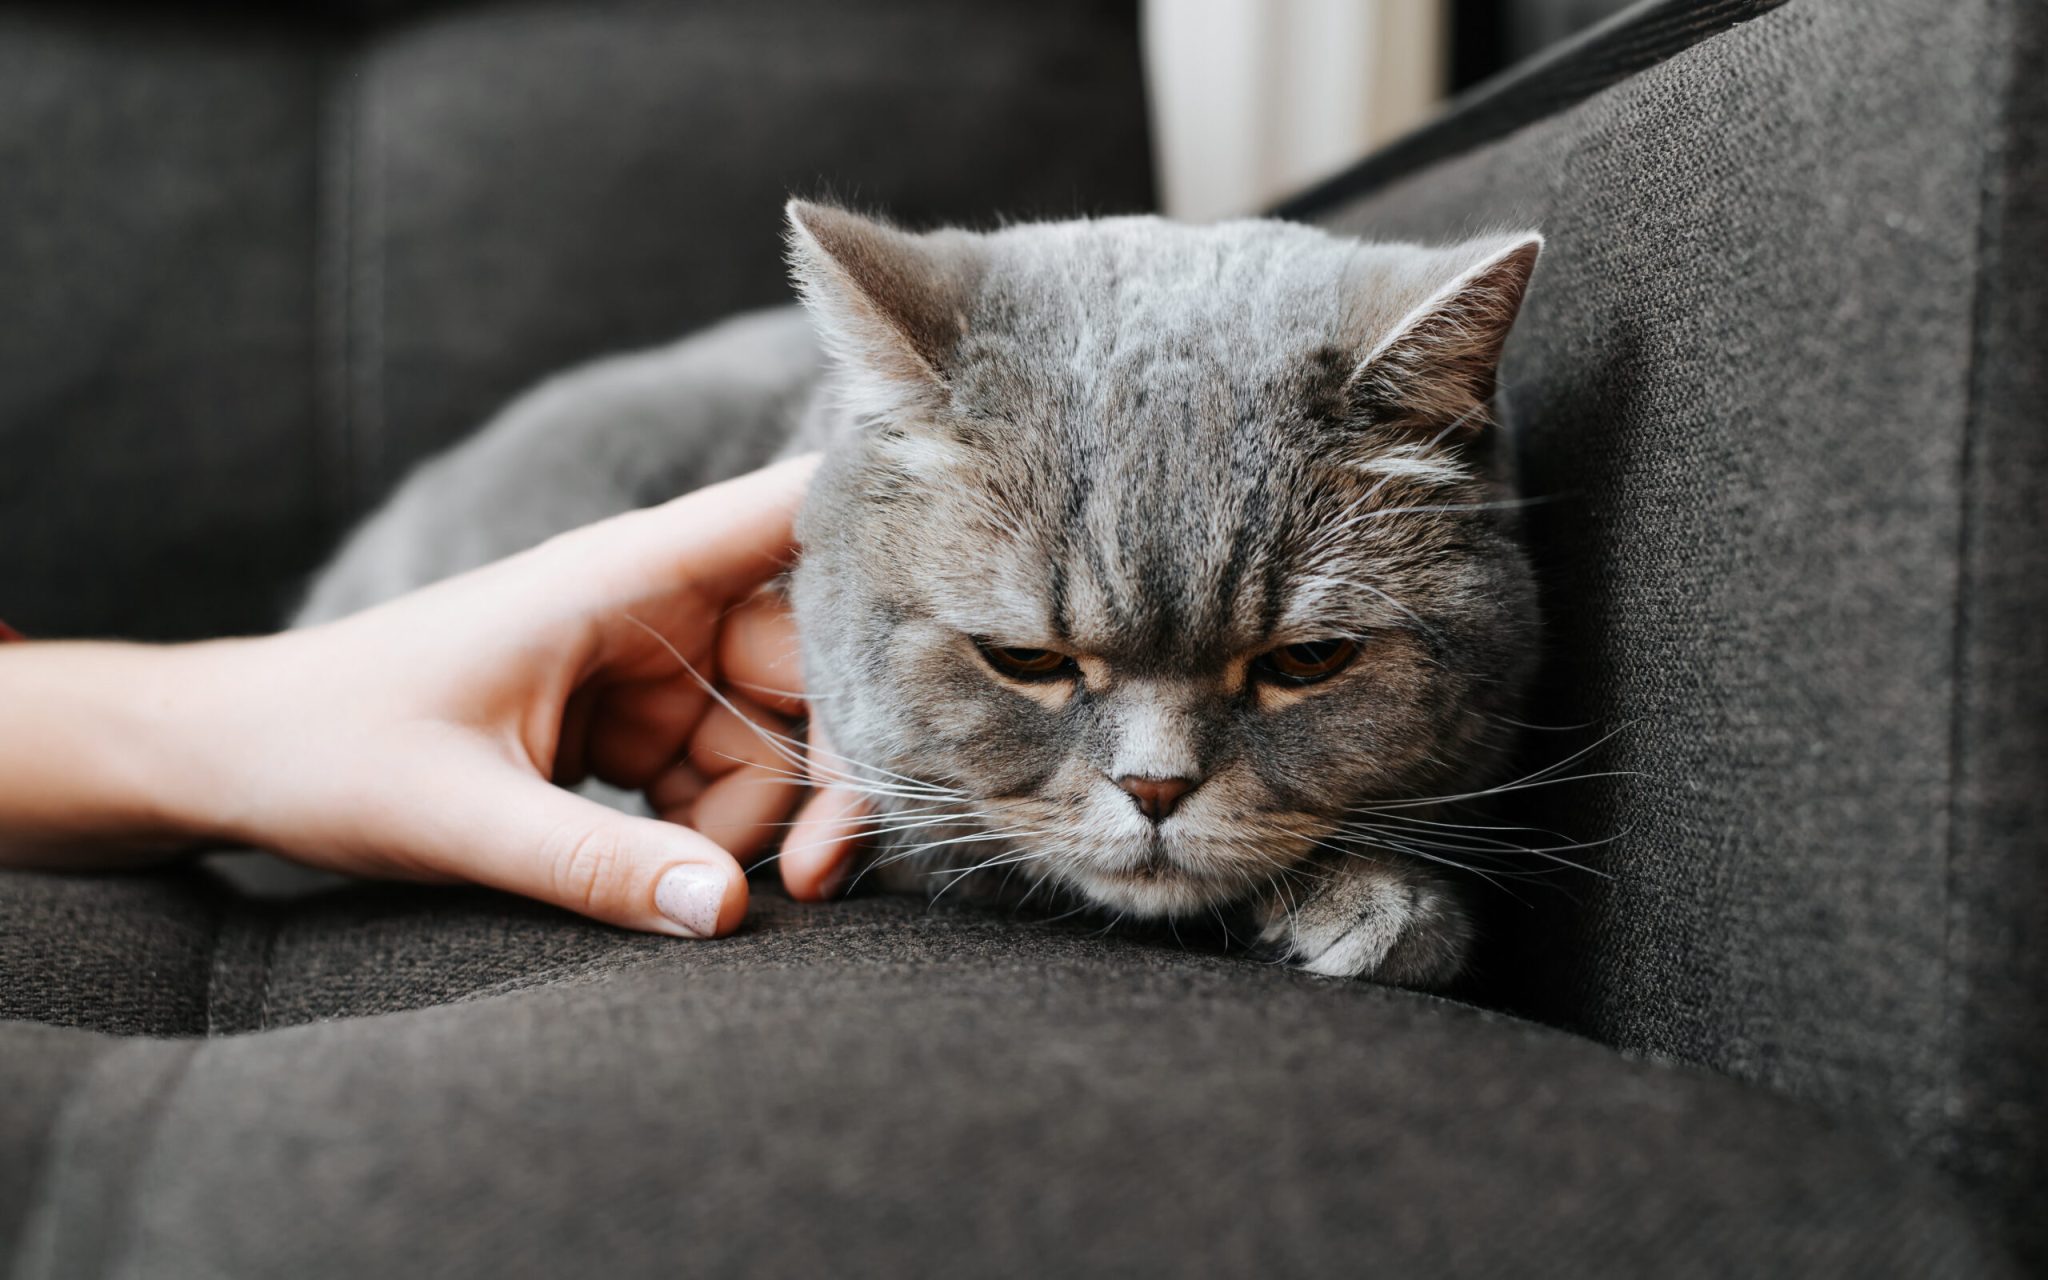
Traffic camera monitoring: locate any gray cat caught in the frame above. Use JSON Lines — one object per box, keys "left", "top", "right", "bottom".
{"left": 298, "top": 202, "right": 1544, "bottom": 987}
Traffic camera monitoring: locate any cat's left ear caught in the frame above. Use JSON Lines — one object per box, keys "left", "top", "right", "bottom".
{"left": 1343, "top": 233, "right": 1542, "bottom": 435}
{"left": 784, "top": 200, "right": 985, "bottom": 415}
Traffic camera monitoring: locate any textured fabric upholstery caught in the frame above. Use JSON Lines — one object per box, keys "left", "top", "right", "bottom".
{"left": 2, "top": 0, "right": 2042, "bottom": 1274}
{"left": 1291, "top": 0, "right": 2048, "bottom": 1262}
{"left": 0, "top": 886, "right": 2009, "bottom": 1278}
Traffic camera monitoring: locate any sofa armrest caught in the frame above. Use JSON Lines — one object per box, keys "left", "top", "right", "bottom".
{"left": 1289, "top": 0, "right": 2048, "bottom": 1263}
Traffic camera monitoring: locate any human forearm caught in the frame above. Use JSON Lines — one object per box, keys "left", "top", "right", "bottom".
{"left": 0, "top": 634, "right": 268, "bottom": 864}
{"left": 0, "top": 638, "right": 249, "bottom": 864}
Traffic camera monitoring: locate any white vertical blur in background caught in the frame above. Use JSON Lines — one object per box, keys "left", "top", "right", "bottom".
{"left": 1142, "top": 0, "right": 1450, "bottom": 221}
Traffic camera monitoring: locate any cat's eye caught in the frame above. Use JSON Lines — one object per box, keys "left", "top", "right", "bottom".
{"left": 974, "top": 639, "right": 1079, "bottom": 682}
{"left": 1253, "top": 638, "right": 1360, "bottom": 685}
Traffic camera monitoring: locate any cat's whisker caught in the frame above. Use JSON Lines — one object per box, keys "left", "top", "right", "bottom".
{"left": 1333, "top": 831, "right": 1603, "bottom": 879}
{"left": 1038, "top": 899, "right": 1097, "bottom": 926}
{"left": 702, "top": 751, "right": 968, "bottom": 805}
{"left": 724, "top": 679, "right": 836, "bottom": 703}
{"left": 1332, "top": 818, "right": 1608, "bottom": 866}
{"left": 845, "top": 823, "right": 1029, "bottom": 891}
{"left": 1335, "top": 819, "right": 1539, "bottom": 853}
{"left": 1488, "top": 713, "right": 1601, "bottom": 733}
{"left": 1092, "top": 907, "right": 1130, "bottom": 938}
{"left": 721, "top": 724, "right": 966, "bottom": 799}
{"left": 624, "top": 614, "right": 975, "bottom": 803}
{"left": 1357, "top": 769, "right": 1641, "bottom": 812}
{"left": 1307, "top": 832, "right": 1533, "bottom": 903}
{"left": 783, "top": 796, "right": 970, "bottom": 821}
{"left": 771, "top": 772, "right": 971, "bottom": 805}
{"left": 924, "top": 843, "right": 1046, "bottom": 879}
{"left": 810, "top": 813, "right": 994, "bottom": 844}
{"left": 1337, "top": 815, "right": 1576, "bottom": 854}
{"left": 882, "top": 833, "right": 1042, "bottom": 903}
{"left": 776, "top": 811, "right": 1002, "bottom": 862}
{"left": 740, "top": 780, "right": 970, "bottom": 815}
{"left": 1011, "top": 877, "right": 1049, "bottom": 912}
{"left": 1352, "top": 721, "right": 1644, "bottom": 814}
{"left": 925, "top": 846, "right": 1050, "bottom": 907}
{"left": 851, "top": 804, "right": 1004, "bottom": 833}
{"left": 1353, "top": 809, "right": 1583, "bottom": 842}
{"left": 742, "top": 720, "right": 969, "bottom": 799}
{"left": 1337, "top": 815, "right": 1626, "bottom": 878}
{"left": 1208, "top": 903, "right": 1237, "bottom": 951}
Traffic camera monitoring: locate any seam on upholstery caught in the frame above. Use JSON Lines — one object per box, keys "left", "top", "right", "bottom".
{"left": 256, "top": 925, "right": 280, "bottom": 1033}
{"left": 360, "top": 47, "right": 387, "bottom": 500}
{"left": 201, "top": 902, "right": 232, "bottom": 1038}
{"left": 1936, "top": 0, "right": 2013, "bottom": 1174}
{"left": 317, "top": 26, "right": 359, "bottom": 534}
{"left": 200, "top": 889, "right": 226, "bottom": 1040}
{"left": 201, "top": 905, "right": 282, "bottom": 1037}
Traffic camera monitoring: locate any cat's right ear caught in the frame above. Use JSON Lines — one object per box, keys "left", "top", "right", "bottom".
{"left": 784, "top": 200, "right": 984, "bottom": 415}
{"left": 1341, "top": 233, "right": 1542, "bottom": 438}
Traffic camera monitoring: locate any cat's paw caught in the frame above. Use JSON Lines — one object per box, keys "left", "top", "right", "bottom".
{"left": 1257, "top": 863, "right": 1471, "bottom": 987}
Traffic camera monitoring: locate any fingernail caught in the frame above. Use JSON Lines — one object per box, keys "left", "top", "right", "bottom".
{"left": 655, "top": 865, "right": 729, "bottom": 938}
{"left": 815, "top": 858, "right": 851, "bottom": 901}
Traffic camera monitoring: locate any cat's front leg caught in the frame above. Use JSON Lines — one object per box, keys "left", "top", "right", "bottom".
{"left": 1255, "top": 855, "right": 1471, "bottom": 987}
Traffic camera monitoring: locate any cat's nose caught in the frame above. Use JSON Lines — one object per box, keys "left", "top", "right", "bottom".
{"left": 1117, "top": 775, "right": 1197, "bottom": 823}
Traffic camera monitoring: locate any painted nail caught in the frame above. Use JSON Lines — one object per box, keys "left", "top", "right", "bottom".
{"left": 655, "top": 865, "right": 728, "bottom": 938}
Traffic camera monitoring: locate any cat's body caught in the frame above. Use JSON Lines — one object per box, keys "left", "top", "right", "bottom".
{"left": 299, "top": 207, "right": 1544, "bottom": 986}
{"left": 296, "top": 307, "right": 825, "bottom": 624}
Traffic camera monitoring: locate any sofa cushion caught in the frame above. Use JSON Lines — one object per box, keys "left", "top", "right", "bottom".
{"left": 0, "top": 890, "right": 2007, "bottom": 1278}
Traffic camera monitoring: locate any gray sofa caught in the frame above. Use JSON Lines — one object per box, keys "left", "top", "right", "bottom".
{"left": 3, "top": 0, "right": 2042, "bottom": 1275}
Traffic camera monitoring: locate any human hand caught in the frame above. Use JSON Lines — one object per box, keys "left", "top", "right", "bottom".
{"left": 0, "top": 454, "right": 874, "bottom": 936}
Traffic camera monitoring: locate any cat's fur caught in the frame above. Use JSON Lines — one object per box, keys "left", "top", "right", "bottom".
{"left": 298, "top": 203, "right": 1544, "bottom": 986}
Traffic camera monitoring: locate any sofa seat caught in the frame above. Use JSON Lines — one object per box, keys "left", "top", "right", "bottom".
{"left": 0, "top": 875, "right": 2003, "bottom": 1277}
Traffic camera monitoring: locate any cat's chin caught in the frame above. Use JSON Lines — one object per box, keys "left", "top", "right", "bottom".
{"left": 1063, "top": 863, "right": 1248, "bottom": 919}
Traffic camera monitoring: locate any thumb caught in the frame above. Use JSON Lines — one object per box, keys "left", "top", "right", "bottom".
{"left": 420, "top": 754, "right": 749, "bottom": 937}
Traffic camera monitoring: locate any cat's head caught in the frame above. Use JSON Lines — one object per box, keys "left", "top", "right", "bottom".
{"left": 785, "top": 202, "right": 1541, "bottom": 918}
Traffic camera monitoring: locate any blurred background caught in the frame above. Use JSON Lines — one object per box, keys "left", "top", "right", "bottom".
{"left": 0, "top": 0, "right": 1639, "bottom": 644}
{"left": 1145, "top": 0, "right": 1634, "bottom": 219}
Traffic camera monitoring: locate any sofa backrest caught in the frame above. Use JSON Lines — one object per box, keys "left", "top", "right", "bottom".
{"left": 1293, "top": 0, "right": 2046, "bottom": 1260}
{"left": 0, "top": 1, "right": 1155, "bottom": 641}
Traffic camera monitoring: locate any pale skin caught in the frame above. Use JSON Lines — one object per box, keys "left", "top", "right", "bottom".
{"left": 0, "top": 455, "right": 874, "bottom": 938}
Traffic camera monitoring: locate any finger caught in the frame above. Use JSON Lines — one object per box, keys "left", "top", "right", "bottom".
{"left": 689, "top": 763, "right": 804, "bottom": 863}
{"left": 583, "top": 678, "right": 711, "bottom": 789}
{"left": 685, "top": 694, "right": 796, "bottom": 780}
{"left": 779, "top": 719, "right": 872, "bottom": 900}
{"left": 646, "top": 760, "right": 709, "bottom": 821}
{"left": 718, "top": 590, "right": 807, "bottom": 717}
{"left": 424, "top": 753, "right": 748, "bottom": 937}
{"left": 594, "top": 453, "right": 820, "bottom": 609}
{"left": 552, "top": 684, "right": 599, "bottom": 786}
{"left": 781, "top": 782, "right": 871, "bottom": 902}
